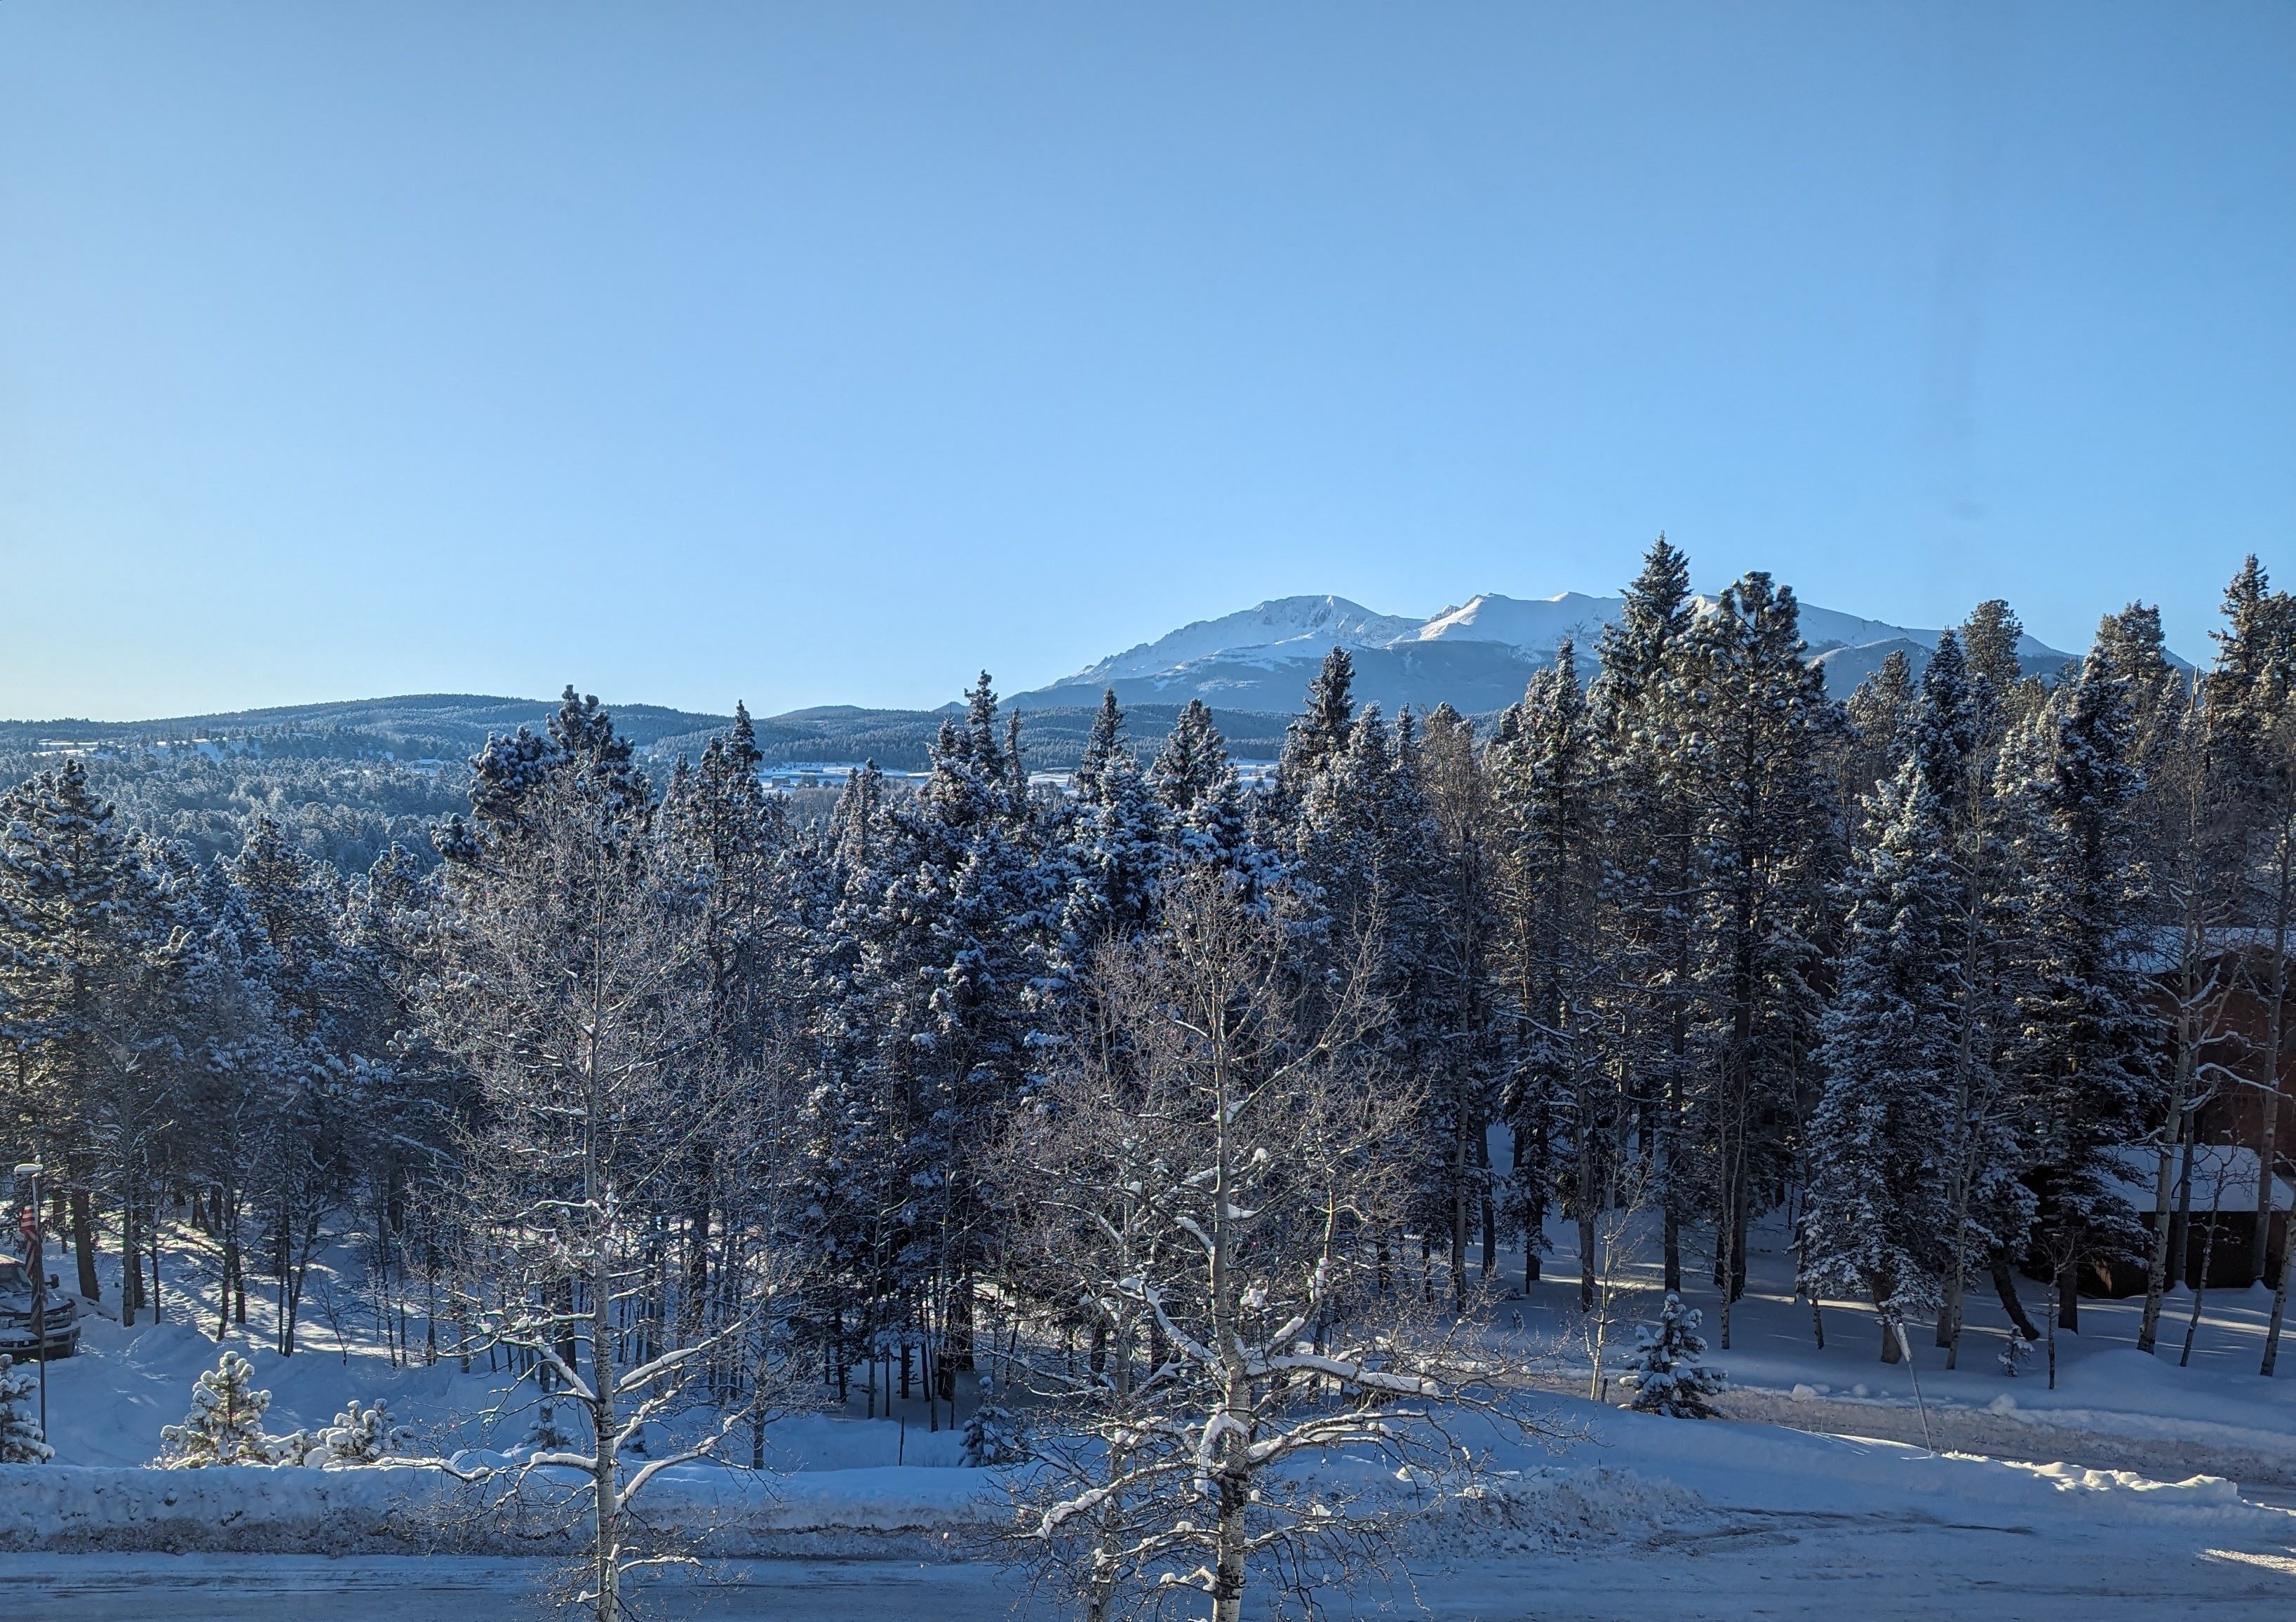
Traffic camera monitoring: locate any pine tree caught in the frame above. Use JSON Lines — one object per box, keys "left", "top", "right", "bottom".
{"left": 0, "top": 758, "right": 146, "bottom": 1304}
{"left": 158, "top": 1350, "right": 276, "bottom": 1467}
{"left": 1279, "top": 646, "right": 1360, "bottom": 791}
{"left": 1997, "top": 650, "right": 2159, "bottom": 1348}
{"left": 1416, "top": 702, "right": 1504, "bottom": 1301}
{"left": 0, "top": 1355, "right": 52, "bottom": 1463}
{"left": 1589, "top": 537, "right": 1704, "bottom": 1294}
{"left": 2202, "top": 561, "right": 2296, "bottom": 1284}
{"left": 1804, "top": 750, "right": 1959, "bottom": 1355}
{"left": 961, "top": 1384, "right": 1024, "bottom": 1466}
{"left": 1060, "top": 690, "right": 1161, "bottom": 952}
{"left": 321, "top": 1398, "right": 411, "bottom": 1465}
{"left": 1841, "top": 648, "right": 1918, "bottom": 809}
{"left": 1961, "top": 599, "right": 2034, "bottom": 716}
{"left": 1489, "top": 643, "right": 1606, "bottom": 1298}
{"left": 1682, "top": 572, "right": 1841, "bottom": 1346}
{"left": 1620, "top": 1292, "right": 1727, "bottom": 1417}
{"left": 1148, "top": 699, "right": 1256, "bottom": 880}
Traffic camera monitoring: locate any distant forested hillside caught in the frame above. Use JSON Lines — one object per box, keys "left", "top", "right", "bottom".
{"left": 0, "top": 689, "right": 1295, "bottom": 867}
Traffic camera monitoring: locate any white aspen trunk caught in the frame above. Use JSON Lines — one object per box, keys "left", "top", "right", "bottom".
{"left": 2255, "top": 827, "right": 2292, "bottom": 1282}
{"left": 2264, "top": 1209, "right": 2292, "bottom": 1376}
{"left": 1208, "top": 964, "right": 1249, "bottom": 1622}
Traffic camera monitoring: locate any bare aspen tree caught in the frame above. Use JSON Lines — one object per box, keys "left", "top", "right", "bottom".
{"left": 994, "top": 873, "right": 1539, "bottom": 1622}
{"left": 424, "top": 765, "right": 794, "bottom": 1622}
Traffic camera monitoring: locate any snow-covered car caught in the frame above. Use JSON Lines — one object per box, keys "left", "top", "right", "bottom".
{"left": 0, "top": 1257, "right": 78, "bottom": 1358}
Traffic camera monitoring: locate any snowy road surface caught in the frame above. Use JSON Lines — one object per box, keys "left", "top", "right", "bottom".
{"left": 8, "top": 1508, "right": 2295, "bottom": 1622}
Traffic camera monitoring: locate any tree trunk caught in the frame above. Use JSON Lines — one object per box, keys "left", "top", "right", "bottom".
{"left": 2264, "top": 1210, "right": 2292, "bottom": 1376}
{"left": 1874, "top": 1288, "right": 1902, "bottom": 1364}
{"left": 1990, "top": 1257, "right": 2039, "bottom": 1340}
{"left": 1451, "top": 1105, "right": 1470, "bottom": 1312}
{"left": 120, "top": 1199, "right": 137, "bottom": 1327}
{"left": 2255, "top": 829, "right": 2294, "bottom": 1284}
{"left": 1478, "top": 1131, "right": 1497, "bottom": 1280}
{"left": 68, "top": 1181, "right": 100, "bottom": 1303}
{"left": 2056, "top": 1252, "right": 2080, "bottom": 1332}
{"left": 2170, "top": 1116, "right": 2196, "bottom": 1289}
{"left": 2137, "top": 1134, "right": 2180, "bottom": 1354}
{"left": 1211, "top": 1472, "right": 1249, "bottom": 1622}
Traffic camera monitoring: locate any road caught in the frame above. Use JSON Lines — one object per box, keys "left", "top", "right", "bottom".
{"left": 7, "top": 1511, "right": 2294, "bottom": 1621}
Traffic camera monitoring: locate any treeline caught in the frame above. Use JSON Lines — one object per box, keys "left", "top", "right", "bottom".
{"left": 0, "top": 748, "right": 465, "bottom": 872}
{"left": 2, "top": 538, "right": 2292, "bottom": 1400}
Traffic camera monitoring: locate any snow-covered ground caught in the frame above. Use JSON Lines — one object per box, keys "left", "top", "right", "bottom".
{"left": 1508, "top": 1207, "right": 2296, "bottom": 1494}
{"left": 4, "top": 1213, "right": 2292, "bottom": 1614}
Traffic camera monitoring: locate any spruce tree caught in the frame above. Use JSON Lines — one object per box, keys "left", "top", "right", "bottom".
{"left": 0, "top": 1355, "right": 52, "bottom": 1463}
{"left": 1804, "top": 750, "right": 1958, "bottom": 1356}
{"left": 1489, "top": 643, "right": 1607, "bottom": 1299}
{"left": 1148, "top": 699, "right": 1256, "bottom": 880}
{"left": 1998, "top": 650, "right": 2158, "bottom": 1341}
{"left": 1620, "top": 1292, "right": 1727, "bottom": 1418}
{"left": 1682, "top": 572, "right": 1841, "bottom": 1346}
{"left": 1589, "top": 537, "right": 1703, "bottom": 1293}
{"left": 0, "top": 758, "right": 142, "bottom": 1302}
{"left": 1060, "top": 692, "right": 1161, "bottom": 953}
{"left": 2203, "top": 561, "right": 2296, "bottom": 1282}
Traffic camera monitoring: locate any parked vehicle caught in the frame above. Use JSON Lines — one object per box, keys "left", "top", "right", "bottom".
{"left": 0, "top": 1256, "right": 78, "bottom": 1358}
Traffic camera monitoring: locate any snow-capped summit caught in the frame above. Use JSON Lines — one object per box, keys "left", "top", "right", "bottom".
{"left": 1014, "top": 586, "right": 2086, "bottom": 716}
{"left": 1059, "top": 595, "right": 1423, "bottom": 688}
{"left": 1409, "top": 591, "right": 1624, "bottom": 650}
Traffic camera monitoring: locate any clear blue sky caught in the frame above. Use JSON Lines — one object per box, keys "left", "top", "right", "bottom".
{"left": 3, "top": 4, "right": 2290, "bottom": 720}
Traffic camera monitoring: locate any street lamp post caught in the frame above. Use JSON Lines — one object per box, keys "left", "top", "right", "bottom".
{"left": 14, "top": 1163, "right": 46, "bottom": 1439}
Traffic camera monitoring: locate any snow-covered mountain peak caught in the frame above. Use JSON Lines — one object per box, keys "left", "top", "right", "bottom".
{"left": 1061, "top": 595, "right": 1423, "bottom": 686}
{"left": 1023, "top": 586, "right": 2088, "bottom": 716}
{"left": 1411, "top": 591, "right": 1624, "bottom": 648}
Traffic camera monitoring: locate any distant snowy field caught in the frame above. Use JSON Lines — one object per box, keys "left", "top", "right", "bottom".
{"left": 6, "top": 1216, "right": 2292, "bottom": 1616}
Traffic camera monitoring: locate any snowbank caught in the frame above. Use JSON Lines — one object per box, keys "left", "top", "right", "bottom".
{"left": 0, "top": 1461, "right": 1001, "bottom": 1557}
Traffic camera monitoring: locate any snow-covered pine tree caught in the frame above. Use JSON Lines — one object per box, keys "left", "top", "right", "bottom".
{"left": 1059, "top": 690, "right": 1161, "bottom": 954}
{"left": 0, "top": 1355, "right": 52, "bottom": 1463}
{"left": 158, "top": 1350, "right": 276, "bottom": 1467}
{"left": 2092, "top": 603, "right": 2241, "bottom": 1356}
{"left": 228, "top": 816, "right": 371, "bottom": 1355}
{"left": 1277, "top": 645, "right": 1360, "bottom": 796}
{"left": 1415, "top": 702, "right": 1504, "bottom": 1300}
{"left": 321, "top": 1398, "right": 411, "bottom": 1465}
{"left": 819, "top": 675, "right": 1058, "bottom": 1410}
{"left": 0, "top": 758, "right": 145, "bottom": 1305}
{"left": 1996, "top": 647, "right": 2159, "bottom": 1353}
{"left": 1620, "top": 1292, "right": 1727, "bottom": 1417}
{"left": 658, "top": 702, "right": 800, "bottom": 1386}
{"left": 1804, "top": 747, "right": 1959, "bottom": 1358}
{"left": 1488, "top": 642, "right": 1607, "bottom": 1300}
{"left": 1290, "top": 703, "right": 1462, "bottom": 1300}
{"left": 960, "top": 1383, "right": 1023, "bottom": 1466}
{"left": 1840, "top": 646, "right": 1918, "bottom": 807}
{"left": 1681, "top": 572, "right": 1841, "bottom": 1346}
{"left": 1895, "top": 631, "right": 2031, "bottom": 1365}
{"left": 2201, "top": 561, "right": 2296, "bottom": 1286}
{"left": 1961, "top": 598, "right": 2039, "bottom": 732}
{"left": 1148, "top": 698, "right": 1258, "bottom": 883}
{"left": 1587, "top": 537, "right": 1704, "bottom": 1294}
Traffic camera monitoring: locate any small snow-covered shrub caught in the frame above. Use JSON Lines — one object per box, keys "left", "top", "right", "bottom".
{"left": 0, "top": 1354, "right": 53, "bottom": 1463}
{"left": 962, "top": 1400, "right": 1024, "bottom": 1467}
{"left": 1998, "top": 1330, "right": 2035, "bottom": 1379}
{"left": 1620, "top": 1293, "right": 1726, "bottom": 1419}
{"left": 157, "top": 1349, "right": 277, "bottom": 1467}
{"left": 319, "top": 1398, "right": 412, "bottom": 1466}
{"left": 520, "top": 1400, "right": 574, "bottom": 1454}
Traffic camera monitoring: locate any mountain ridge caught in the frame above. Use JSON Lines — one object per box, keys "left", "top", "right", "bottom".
{"left": 1014, "top": 588, "right": 2088, "bottom": 713}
